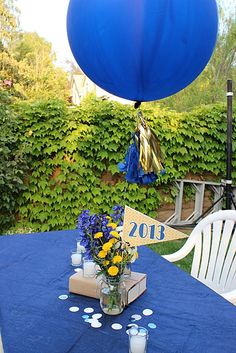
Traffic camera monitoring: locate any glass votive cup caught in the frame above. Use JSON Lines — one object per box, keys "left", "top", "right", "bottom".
{"left": 124, "top": 263, "right": 132, "bottom": 278}
{"left": 76, "top": 237, "right": 86, "bottom": 253}
{"left": 82, "top": 258, "right": 96, "bottom": 278}
{"left": 71, "top": 249, "right": 83, "bottom": 267}
{"left": 128, "top": 326, "right": 148, "bottom": 353}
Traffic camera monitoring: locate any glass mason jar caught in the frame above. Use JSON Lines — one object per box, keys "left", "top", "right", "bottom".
{"left": 100, "top": 276, "right": 126, "bottom": 315}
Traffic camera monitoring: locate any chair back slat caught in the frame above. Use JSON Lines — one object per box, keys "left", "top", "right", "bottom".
{"left": 191, "top": 232, "right": 202, "bottom": 278}
{"left": 198, "top": 224, "right": 212, "bottom": 281}
{"left": 220, "top": 228, "right": 236, "bottom": 290}
{"left": 213, "top": 220, "right": 234, "bottom": 286}
{"left": 224, "top": 253, "right": 236, "bottom": 291}
{"left": 230, "top": 272, "right": 236, "bottom": 291}
{"left": 205, "top": 220, "right": 222, "bottom": 282}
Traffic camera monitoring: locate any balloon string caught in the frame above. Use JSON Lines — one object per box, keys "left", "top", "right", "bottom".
{"left": 134, "top": 101, "right": 142, "bottom": 109}
{"left": 137, "top": 110, "right": 146, "bottom": 128}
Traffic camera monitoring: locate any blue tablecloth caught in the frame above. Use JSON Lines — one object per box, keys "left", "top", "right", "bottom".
{"left": 0, "top": 230, "right": 236, "bottom": 353}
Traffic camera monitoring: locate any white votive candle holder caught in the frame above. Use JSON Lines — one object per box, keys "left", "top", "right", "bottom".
{"left": 71, "top": 249, "right": 82, "bottom": 267}
{"left": 128, "top": 326, "right": 148, "bottom": 353}
{"left": 83, "top": 259, "right": 96, "bottom": 278}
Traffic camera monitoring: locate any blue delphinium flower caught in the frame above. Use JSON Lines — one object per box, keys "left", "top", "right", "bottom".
{"left": 110, "top": 205, "right": 124, "bottom": 226}
{"left": 77, "top": 205, "right": 125, "bottom": 259}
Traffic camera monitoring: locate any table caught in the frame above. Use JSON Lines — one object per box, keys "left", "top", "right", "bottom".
{"left": 0, "top": 230, "right": 236, "bottom": 353}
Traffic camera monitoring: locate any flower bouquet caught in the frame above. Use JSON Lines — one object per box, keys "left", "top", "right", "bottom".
{"left": 77, "top": 205, "right": 138, "bottom": 315}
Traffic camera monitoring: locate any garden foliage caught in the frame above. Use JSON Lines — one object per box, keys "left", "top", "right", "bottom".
{"left": 0, "top": 90, "right": 27, "bottom": 230}
{"left": 2, "top": 95, "right": 234, "bottom": 232}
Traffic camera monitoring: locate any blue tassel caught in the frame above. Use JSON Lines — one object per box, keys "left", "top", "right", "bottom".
{"left": 118, "top": 134, "right": 159, "bottom": 185}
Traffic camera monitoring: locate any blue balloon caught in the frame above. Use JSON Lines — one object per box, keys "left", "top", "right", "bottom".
{"left": 67, "top": 0, "right": 218, "bottom": 102}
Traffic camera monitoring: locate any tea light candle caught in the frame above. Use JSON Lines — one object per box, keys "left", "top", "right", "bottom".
{"left": 83, "top": 261, "right": 96, "bottom": 277}
{"left": 129, "top": 334, "right": 146, "bottom": 353}
{"left": 129, "top": 327, "right": 148, "bottom": 353}
{"left": 71, "top": 253, "right": 82, "bottom": 266}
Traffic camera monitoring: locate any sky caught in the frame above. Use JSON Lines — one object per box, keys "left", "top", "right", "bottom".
{"left": 16, "top": 0, "right": 235, "bottom": 70}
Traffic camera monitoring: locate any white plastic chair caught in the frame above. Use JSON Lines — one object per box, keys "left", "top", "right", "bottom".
{"left": 163, "top": 210, "right": 236, "bottom": 303}
{"left": 0, "top": 334, "right": 4, "bottom": 353}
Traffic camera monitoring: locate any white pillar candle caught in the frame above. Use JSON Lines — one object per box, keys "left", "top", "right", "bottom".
{"left": 71, "top": 253, "right": 82, "bottom": 266}
{"left": 83, "top": 261, "right": 96, "bottom": 277}
{"left": 130, "top": 334, "right": 146, "bottom": 353}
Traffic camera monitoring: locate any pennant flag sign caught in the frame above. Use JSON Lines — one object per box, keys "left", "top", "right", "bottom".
{"left": 122, "top": 206, "right": 187, "bottom": 247}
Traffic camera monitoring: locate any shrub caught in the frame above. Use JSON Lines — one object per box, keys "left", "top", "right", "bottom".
{"left": 0, "top": 90, "right": 27, "bottom": 232}
{"left": 10, "top": 95, "right": 233, "bottom": 232}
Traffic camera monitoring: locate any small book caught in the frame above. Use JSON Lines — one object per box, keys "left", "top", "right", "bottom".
{"left": 69, "top": 271, "right": 147, "bottom": 305}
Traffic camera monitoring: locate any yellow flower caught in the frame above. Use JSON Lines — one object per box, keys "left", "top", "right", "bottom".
{"left": 109, "top": 238, "right": 117, "bottom": 244}
{"left": 103, "top": 260, "right": 110, "bottom": 266}
{"left": 98, "top": 250, "right": 107, "bottom": 258}
{"left": 107, "top": 223, "right": 117, "bottom": 229}
{"left": 102, "top": 242, "right": 113, "bottom": 252}
{"left": 94, "top": 232, "right": 103, "bottom": 239}
{"left": 106, "top": 216, "right": 112, "bottom": 221}
{"left": 110, "top": 231, "right": 119, "bottom": 239}
{"left": 28, "top": 130, "right": 33, "bottom": 136}
{"left": 112, "top": 255, "right": 122, "bottom": 264}
{"left": 108, "top": 266, "right": 119, "bottom": 276}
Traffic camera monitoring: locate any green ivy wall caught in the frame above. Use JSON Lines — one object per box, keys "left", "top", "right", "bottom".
{"left": 10, "top": 96, "right": 234, "bottom": 232}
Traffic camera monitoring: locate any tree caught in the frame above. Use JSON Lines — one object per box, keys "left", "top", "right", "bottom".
{"left": 0, "top": 0, "right": 22, "bottom": 98}
{"left": 10, "top": 32, "right": 69, "bottom": 100}
{"left": 159, "top": 4, "right": 236, "bottom": 111}
{"left": 209, "top": 12, "right": 236, "bottom": 102}
{"left": 0, "top": 1, "right": 69, "bottom": 101}
{"left": 0, "top": 0, "right": 18, "bottom": 44}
